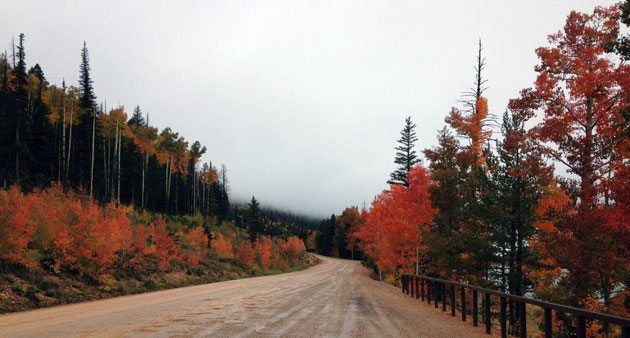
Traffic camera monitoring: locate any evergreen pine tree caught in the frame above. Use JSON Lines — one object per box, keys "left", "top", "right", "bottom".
{"left": 247, "top": 196, "right": 263, "bottom": 239}
{"left": 12, "top": 33, "right": 28, "bottom": 182}
{"left": 75, "top": 41, "right": 100, "bottom": 195}
{"left": 387, "top": 116, "right": 420, "bottom": 187}
{"left": 79, "top": 42, "right": 96, "bottom": 113}
{"left": 128, "top": 105, "right": 145, "bottom": 126}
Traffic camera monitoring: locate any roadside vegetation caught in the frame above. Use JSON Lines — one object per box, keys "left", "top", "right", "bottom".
{"left": 0, "top": 185, "right": 314, "bottom": 313}
{"left": 0, "top": 28, "right": 318, "bottom": 313}
{"left": 309, "top": 4, "right": 630, "bottom": 337}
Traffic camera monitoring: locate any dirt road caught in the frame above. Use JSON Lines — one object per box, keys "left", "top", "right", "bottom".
{"left": 0, "top": 256, "right": 491, "bottom": 337}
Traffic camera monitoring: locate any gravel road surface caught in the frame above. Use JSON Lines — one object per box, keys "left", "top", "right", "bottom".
{"left": 0, "top": 255, "right": 492, "bottom": 337}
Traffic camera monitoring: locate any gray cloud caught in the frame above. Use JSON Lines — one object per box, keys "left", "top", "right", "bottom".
{"left": 1, "top": 0, "right": 615, "bottom": 217}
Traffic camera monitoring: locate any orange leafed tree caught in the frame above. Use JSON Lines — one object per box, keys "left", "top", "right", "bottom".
{"left": 237, "top": 240, "right": 256, "bottom": 267}
{"left": 357, "top": 166, "right": 436, "bottom": 276}
{"left": 446, "top": 96, "right": 492, "bottom": 165}
{"left": 511, "top": 5, "right": 630, "bottom": 312}
{"left": 0, "top": 185, "right": 135, "bottom": 277}
{"left": 150, "top": 218, "right": 182, "bottom": 272}
{"left": 0, "top": 186, "right": 42, "bottom": 268}
{"left": 336, "top": 206, "right": 363, "bottom": 260}
{"left": 90, "top": 203, "right": 133, "bottom": 276}
{"left": 270, "top": 238, "right": 288, "bottom": 270}
{"left": 211, "top": 232, "right": 234, "bottom": 259}
{"left": 182, "top": 226, "right": 208, "bottom": 267}
{"left": 509, "top": 6, "right": 628, "bottom": 209}
{"left": 255, "top": 236, "right": 273, "bottom": 269}
{"left": 282, "top": 236, "right": 306, "bottom": 260}
{"left": 130, "top": 223, "right": 151, "bottom": 269}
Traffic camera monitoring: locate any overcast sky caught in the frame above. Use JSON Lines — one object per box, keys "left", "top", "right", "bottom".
{"left": 1, "top": 0, "right": 616, "bottom": 217}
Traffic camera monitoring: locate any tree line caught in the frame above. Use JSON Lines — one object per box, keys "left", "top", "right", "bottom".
{"left": 0, "top": 34, "right": 320, "bottom": 238}
{"left": 0, "top": 34, "right": 320, "bottom": 309}
{"left": 0, "top": 33, "right": 322, "bottom": 287}
{"left": 0, "top": 37, "right": 229, "bottom": 217}
{"left": 309, "top": 4, "right": 630, "bottom": 335}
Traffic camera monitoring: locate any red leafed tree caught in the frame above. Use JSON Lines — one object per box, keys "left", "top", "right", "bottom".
{"left": 357, "top": 166, "right": 436, "bottom": 277}
{"left": 90, "top": 203, "right": 133, "bottom": 276}
{"left": 150, "top": 218, "right": 181, "bottom": 272}
{"left": 182, "top": 226, "right": 208, "bottom": 267}
{"left": 336, "top": 206, "right": 363, "bottom": 260}
{"left": 511, "top": 5, "right": 630, "bottom": 310}
{"left": 282, "top": 236, "right": 306, "bottom": 260}
{"left": 509, "top": 6, "right": 628, "bottom": 209}
{"left": 237, "top": 240, "right": 256, "bottom": 267}
{"left": 0, "top": 186, "right": 42, "bottom": 268}
{"left": 446, "top": 96, "right": 492, "bottom": 165}
{"left": 130, "top": 223, "right": 150, "bottom": 269}
{"left": 254, "top": 236, "right": 273, "bottom": 269}
{"left": 211, "top": 232, "right": 233, "bottom": 259}
{"left": 270, "top": 238, "right": 288, "bottom": 270}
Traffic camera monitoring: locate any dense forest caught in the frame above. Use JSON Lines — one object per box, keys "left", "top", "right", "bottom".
{"left": 0, "top": 30, "right": 319, "bottom": 312}
{"left": 1, "top": 2, "right": 629, "bottom": 335}
{"left": 309, "top": 4, "right": 630, "bottom": 336}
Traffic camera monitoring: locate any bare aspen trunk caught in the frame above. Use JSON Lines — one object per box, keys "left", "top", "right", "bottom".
{"left": 142, "top": 112, "right": 149, "bottom": 208}
{"left": 141, "top": 151, "right": 147, "bottom": 207}
{"left": 164, "top": 161, "right": 168, "bottom": 203}
{"left": 168, "top": 161, "right": 172, "bottom": 200}
{"left": 15, "top": 103, "right": 20, "bottom": 181}
{"left": 165, "top": 159, "right": 169, "bottom": 203}
{"left": 112, "top": 118, "right": 118, "bottom": 200}
{"left": 89, "top": 112, "right": 95, "bottom": 199}
{"left": 60, "top": 86, "right": 66, "bottom": 183}
{"left": 66, "top": 108, "right": 73, "bottom": 182}
{"left": 108, "top": 137, "right": 111, "bottom": 198}
{"left": 117, "top": 123, "right": 121, "bottom": 205}
{"left": 105, "top": 138, "right": 108, "bottom": 198}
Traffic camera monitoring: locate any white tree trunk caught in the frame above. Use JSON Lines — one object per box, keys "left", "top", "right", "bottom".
{"left": 117, "top": 124, "right": 121, "bottom": 205}
{"left": 89, "top": 113, "right": 95, "bottom": 199}
{"left": 65, "top": 108, "right": 73, "bottom": 182}
{"left": 60, "top": 94, "right": 66, "bottom": 183}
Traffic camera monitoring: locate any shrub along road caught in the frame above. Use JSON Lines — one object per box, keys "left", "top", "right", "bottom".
{"left": 0, "top": 255, "right": 492, "bottom": 337}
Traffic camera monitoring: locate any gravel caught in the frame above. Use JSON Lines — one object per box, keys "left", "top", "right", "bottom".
{"left": 0, "top": 255, "right": 494, "bottom": 337}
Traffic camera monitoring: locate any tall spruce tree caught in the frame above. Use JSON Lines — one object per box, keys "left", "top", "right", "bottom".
{"left": 128, "top": 105, "right": 145, "bottom": 126}
{"left": 247, "top": 196, "right": 263, "bottom": 239}
{"left": 78, "top": 42, "right": 96, "bottom": 114}
{"left": 76, "top": 41, "right": 99, "bottom": 196}
{"left": 387, "top": 116, "right": 420, "bottom": 187}
{"left": 12, "top": 34, "right": 27, "bottom": 182}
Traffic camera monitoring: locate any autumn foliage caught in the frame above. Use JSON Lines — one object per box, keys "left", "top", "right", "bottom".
{"left": 337, "top": 5, "right": 629, "bottom": 331}
{"left": 282, "top": 236, "right": 307, "bottom": 260}
{"left": 237, "top": 240, "right": 256, "bottom": 266}
{"left": 356, "top": 166, "right": 435, "bottom": 275}
{"left": 0, "top": 185, "right": 308, "bottom": 280}
{"left": 506, "top": 6, "right": 630, "bottom": 317}
{"left": 211, "top": 233, "right": 234, "bottom": 259}
{"left": 0, "top": 186, "right": 42, "bottom": 268}
{"left": 255, "top": 236, "right": 273, "bottom": 269}
{"left": 182, "top": 227, "right": 208, "bottom": 267}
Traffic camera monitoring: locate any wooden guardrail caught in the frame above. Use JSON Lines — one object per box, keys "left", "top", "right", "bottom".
{"left": 401, "top": 274, "right": 630, "bottom": 338}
